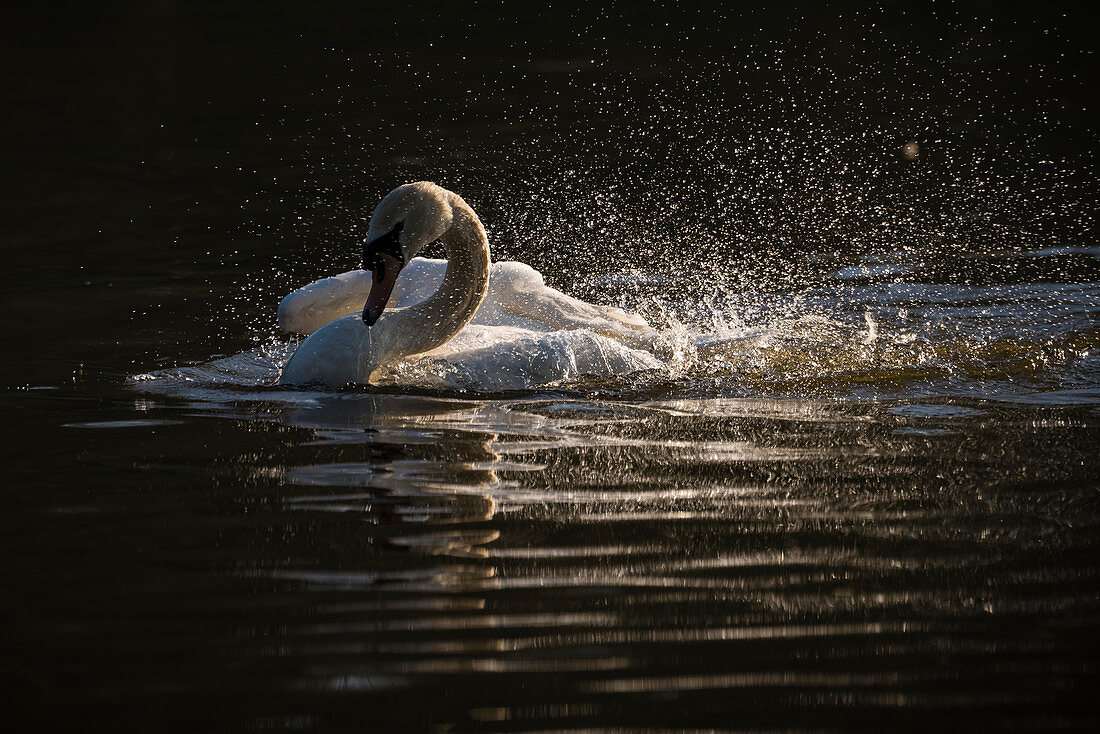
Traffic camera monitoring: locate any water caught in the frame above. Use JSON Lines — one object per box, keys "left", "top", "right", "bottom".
{"left": 4, "top": 3, "right": 1098, "bottom": 732}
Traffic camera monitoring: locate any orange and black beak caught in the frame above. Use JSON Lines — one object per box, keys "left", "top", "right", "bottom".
{"left": 361, "top": 221, "right": 405, "bottom": 326}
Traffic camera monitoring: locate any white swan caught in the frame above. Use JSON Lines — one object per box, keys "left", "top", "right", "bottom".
{"left": 277, "top": 182, "right": 659, "bottom": 388}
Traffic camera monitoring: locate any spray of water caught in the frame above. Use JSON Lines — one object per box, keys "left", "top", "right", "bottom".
{"left": 159, "top": 7, "right": 1095, "bottom": 402}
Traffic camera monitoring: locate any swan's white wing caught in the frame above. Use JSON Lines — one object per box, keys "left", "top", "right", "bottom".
{"left": 277, "top": 260, "right": 450, "bottom": 335}
{"left": 279, "top": 259, "right": 651, "bottom": 342}
{"left": 277, "top": 270, "right": 373, "bottom": 335}
{"left": 474, "top": 261, "right": 652, "bottom": 341}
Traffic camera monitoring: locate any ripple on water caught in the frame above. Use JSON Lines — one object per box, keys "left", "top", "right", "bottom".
{"left": 112, "top": 274, "right": 1100, "bottom": 731}
{"left": 62, "top": 419, "right": 184, "bottom": 428}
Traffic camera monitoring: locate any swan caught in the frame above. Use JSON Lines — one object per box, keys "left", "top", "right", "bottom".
{"left": 278, "top": 182, "right": 658, "bottom": 388}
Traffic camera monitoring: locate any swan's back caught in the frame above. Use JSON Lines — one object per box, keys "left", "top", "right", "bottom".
{"left": 279, "top": 258, "right": 651, "bottom": 340}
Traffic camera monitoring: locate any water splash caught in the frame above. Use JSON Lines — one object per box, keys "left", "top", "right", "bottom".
{"left": 132, "top": 261, "right": 1099, "bottom": 404}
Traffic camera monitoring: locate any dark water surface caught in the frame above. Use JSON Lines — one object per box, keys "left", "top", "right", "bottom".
{"left": 4, "top": 3, "right": 1098, "bottom": 732}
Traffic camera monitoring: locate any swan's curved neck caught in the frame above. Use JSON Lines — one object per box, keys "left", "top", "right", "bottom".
{"left": 382, "top": 196, "right": 490, "bottom": 359}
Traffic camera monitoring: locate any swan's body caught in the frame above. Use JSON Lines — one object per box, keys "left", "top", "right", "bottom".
{"left": 278, "top": 182, "right": 656, "bottom": 388}
{"left": 277, "top": 259, "right": 650, "bottom": 340}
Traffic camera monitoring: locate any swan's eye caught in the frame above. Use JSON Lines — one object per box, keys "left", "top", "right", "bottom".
{"left": 362, "top": 221, "right": 406, "bottom": 272}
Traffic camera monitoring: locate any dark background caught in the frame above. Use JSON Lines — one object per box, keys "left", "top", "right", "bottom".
{"left": 2, "top": 1, "right": 1095, "bottom": 387}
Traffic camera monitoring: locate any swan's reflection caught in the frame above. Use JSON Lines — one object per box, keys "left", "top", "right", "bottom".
{"left": 232, "top": 390, "right": 990, "bottom": 706}
{"left": 278, "top": 393, "right": 504, "bottom": 560}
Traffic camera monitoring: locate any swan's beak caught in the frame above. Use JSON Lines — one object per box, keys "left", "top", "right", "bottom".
{"left": 363, "top": 253, "right": 402, "bottom": 326}
{"left": 362, "top": 222, "right": 406, "bottom": 326}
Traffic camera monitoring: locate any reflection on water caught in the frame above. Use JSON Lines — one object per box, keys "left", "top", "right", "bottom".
{"left": 43, "top": 384, "right": 1083, "bottom": 731}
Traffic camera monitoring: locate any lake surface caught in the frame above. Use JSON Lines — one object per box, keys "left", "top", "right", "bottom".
{"left": 4, "top": 3, "right": 1097, "bottom": 732}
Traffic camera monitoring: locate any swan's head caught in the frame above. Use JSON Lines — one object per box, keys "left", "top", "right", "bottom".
{"left": 361, "top": 182, "right": 454, "bottom": 325}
